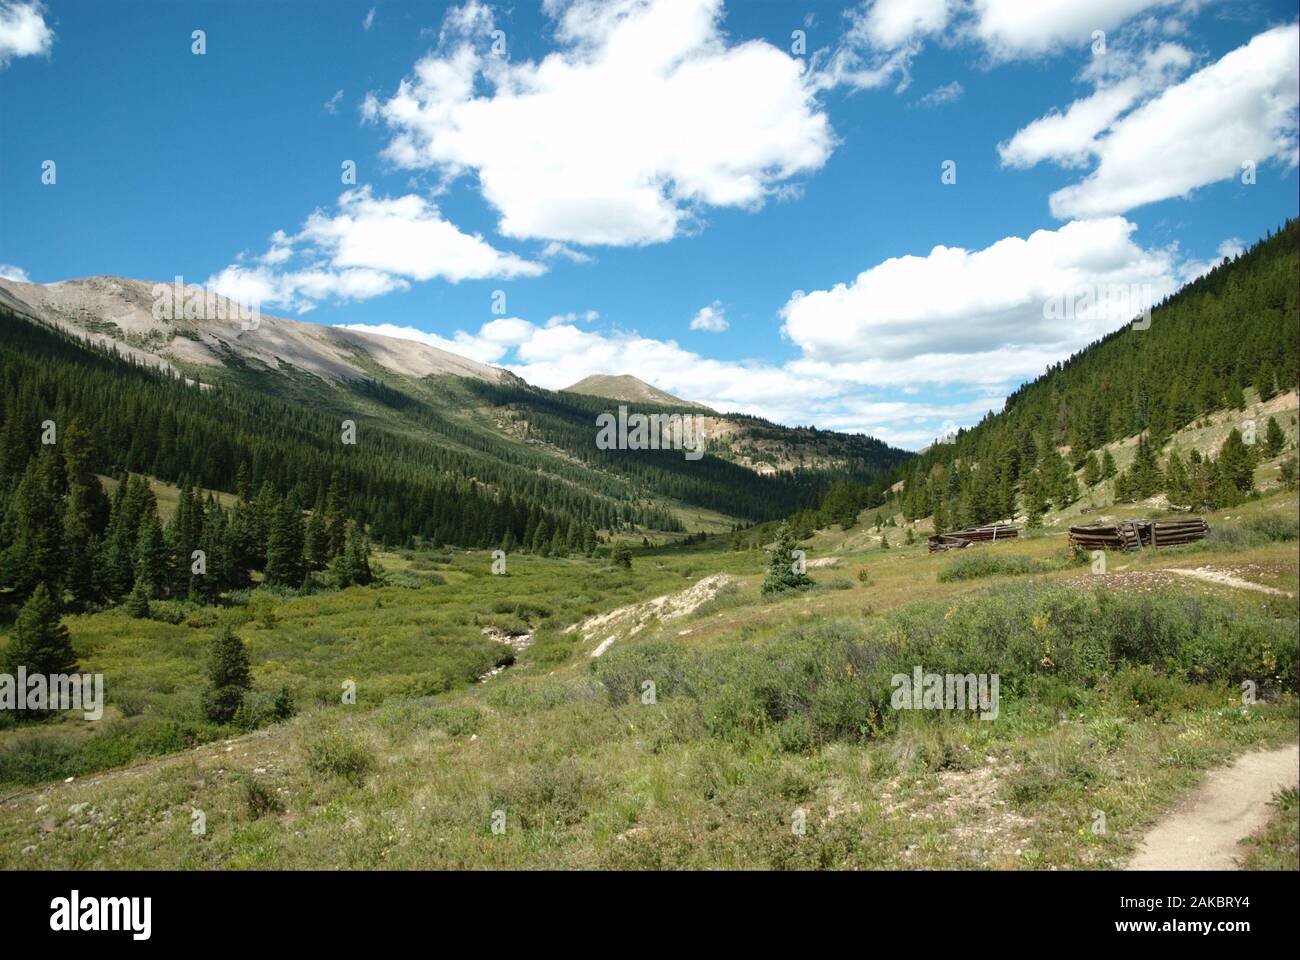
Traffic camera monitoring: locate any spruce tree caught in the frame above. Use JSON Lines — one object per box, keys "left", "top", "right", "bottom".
{"left": 1217, "top": 429, "right": 1256, "bottom": 494}
{"left": 1, "top": 583, "right": 78, "bottom": 677}
{"left": 202, "top": 625, "right": 251, "bottom": 724}
{"left": 760, "top": 522, "right": 811, "bottom": 595}
{"left": 1264, "top": 416, "right": 1285, "bottom": 458}
{"left": 264, "top": 496, "right": 306, "bottom": 587}
{"left": 612, "top": 540, "right": 632, "bottom": 570}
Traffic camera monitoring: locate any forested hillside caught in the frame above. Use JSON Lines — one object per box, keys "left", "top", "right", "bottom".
{"left": 797, "top": 220, "right": 1300, "bottom": 533}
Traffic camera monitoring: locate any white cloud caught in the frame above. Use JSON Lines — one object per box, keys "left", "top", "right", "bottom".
{"left": 545, "top": 309, "right": 599, "bottom": 327}
{"left": 540, "top": 241, "right": 594, "bottom": 264}
{"left": 1046, "top": 24, "right": 1300, "bottom": 218}
{"left": 208, "top": 186, "right": 543, "bottom": 312}
{"left": 362, "top": 7, "right": 376, "bottom": 31}
{"left": 370, "top": 0, "right": 834, "bottom": 246}
{"left": 323, "top": 89, "right": 344, "bottom": 114}
{"left": 780, "top": 217, "right": 1182, "bottom": 364}
{"left": 1178, "top": 236, "right": 1247, "bottom": 284}
{"left": 0, "top": 1, "right": 53, "bottom": 66}
{"left": 0, "top": 262, "right": 30, "bottom": 281}
{"left": 336, "top": 216, "right": 1210, "bottom": 448}
{"left": 970, "top": 0, "right": 1181, "bottom": 60}
{"left": 813, "top": 0, "right": 953, "bottom": 92}
{"left": 999, "top": 42, "right": 1193, "bottom": 170}
{"left": 689, "top": 301, "right": 728, "bottom": 332}
{"left": 915, "top": 80, "right": 964, "bottom": 108}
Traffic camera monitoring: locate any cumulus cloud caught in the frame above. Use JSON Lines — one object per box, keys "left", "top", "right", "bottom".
{"left": 999, "top": 42, "right": 1193, "bottom": 169}
{"left": 780, "top": 217, "right": 1180, "bottom": 365}
{"left": 689, "top": 301, "right": 728, "bottom": 332}
{"left": 813, "top": 0, "right": 953, "bottom": 92}
{"left": 0, "top": 1, "right": 53, "bottom": 66}
{"left": 338, "top": 216, "right": 1212, "bottom": 448}
{"left": 0, "top": 263, "right": 30, "bottom": 281}
{"left": 1044, "top": 24, "right": 1300, "bottom": 218}
{"left": 369, "top": 0, "right": 834, "bottom": 247}
{"left": 969, "top": 0, "right": 1182, "bottom": 60}
{"left": 208, "top": 186, "right": 543, "bottom": 312}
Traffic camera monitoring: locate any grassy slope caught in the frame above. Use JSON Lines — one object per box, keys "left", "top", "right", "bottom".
{"left": 1, "top": 484, "right": 1294, "bottom": 869}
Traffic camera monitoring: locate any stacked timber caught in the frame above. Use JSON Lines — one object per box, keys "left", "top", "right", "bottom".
{"left": 927, "top": 524, "right": 1019, "bottom": 553}
{"left": 1068, "top": 517, "right": 1209, "bottom": 552}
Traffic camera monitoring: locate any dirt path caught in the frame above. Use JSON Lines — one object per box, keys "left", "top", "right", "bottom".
{"left": 1165, "top": 567, "right": 1296, "bottom": 598}
{"left": 1127, "top": 743, "right": 1299, "bottom": 870}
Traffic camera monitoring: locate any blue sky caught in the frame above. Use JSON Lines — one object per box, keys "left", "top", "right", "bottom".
{"left": 1, "top": 0, "right": 1297, "bottom": 448}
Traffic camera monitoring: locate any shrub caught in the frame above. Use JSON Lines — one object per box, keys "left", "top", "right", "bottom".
{"left": 243, "top": 777, "right": 283, "bottom": 819}
{"left": 303, "top": 732, "right": 373, "bottom": 785}
{"left": 937, "top": 552, "right": 1040, "bottom": 582}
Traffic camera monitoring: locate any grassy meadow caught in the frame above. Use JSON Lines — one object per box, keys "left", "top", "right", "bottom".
{"left": 1, "top": 484, "right": 1296, "bottom": 870}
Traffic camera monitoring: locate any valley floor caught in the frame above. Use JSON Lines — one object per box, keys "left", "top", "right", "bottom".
{"left": 1, "top": 491, "right": 1297, "bottom": 870}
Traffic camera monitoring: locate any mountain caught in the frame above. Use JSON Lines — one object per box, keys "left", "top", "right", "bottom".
{"left": 0, "top": 278, "right": 910, "bottom": 554}
{"left": 563, "top": 374, "right": 711, "bottom": 410}
{"left": 0, "top": 276, "right": 513, "bottom": 386}
{"left": 792, "top": 219, "right": 1300, "bottom": 535}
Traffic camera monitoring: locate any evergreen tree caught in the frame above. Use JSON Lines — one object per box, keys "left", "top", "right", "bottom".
{"left": 1, "top": 583, "right": 78, "bottom": 678}
{"left": 1264, "top": 416, "right": 1285, "bottom": 458}
{"left": 134, "top": 512, "right": 168, "bottom": 597}
{"left": 1082, "top": 451, "right": 1101, "bottom": 488}
{"left": 201, "top": 625, "right": 252, "bottom": 724}
{"left": 760, "top": 522, "right": 812, "bottom": 595}
{"left": 1101, "top": 449, "right": 1117, "bottom": 480}
{"left": 264, "top": 496, "right": 306, "bottom": 587}
{"left": 124, "top": 576, "right": 151, "bottom": 618}
{"left": 61, "top": 422, "right": 111, "bottom": 610}
{"left": 611, "top": 540, "right": 632, "bottom": 570}
{"left": 1217, "top": 429, "right": 1257, "bottom": 494}
{"left": 1279, "top": 454, "right": 1298, "bottom": 491}
{"left": 1, "top": 450, "right": 65, "bottom": 602}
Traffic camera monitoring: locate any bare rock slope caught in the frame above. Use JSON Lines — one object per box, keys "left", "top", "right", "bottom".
{"left": 0, "top": 275, "right": 512, "bottom": 386}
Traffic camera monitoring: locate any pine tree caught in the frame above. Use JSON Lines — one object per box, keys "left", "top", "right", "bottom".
{"left": 124, "top": 576, "right": 151, "bottom": 618}
{"left": 202, "top": 625, "right": 252, "bottom": 724}
{"left": 1, "top": 450, "right": 65, "bottom": 603}
{"left": 61, "top": 422, "right": 110, "bottom": 611}
{"left": 760, "top": 522, "right": 811, "bottom": 595}
{"left": 1101, "top": 449, "right": 1117, "bottom": 480}
{"left": 1264, "top": 416, "right": 1285, "bottom": 458}
{"left": 264, "top": 496, "right": 306, "bottom": 587}
{"left": 1217, "top": 429, "right": 1256, "bottom": 494}
{"left": 134, "top": 513, "right": 168, "bottom": 597}
{"left": 1, "top": 583, "right": 78, "bottom": 677}
{"left": 1082, "top": 452, "right": 1101, "bottom": 488}
{"left": 611, "top": 540, "right": 632, "bottom": 570}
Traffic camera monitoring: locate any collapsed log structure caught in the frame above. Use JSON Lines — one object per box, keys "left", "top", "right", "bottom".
{"left": 1067, "top": 517, "right": 1210, "bottom": 552}
{"left": 927, "top": 524, "right": 1019, "bottom": 553}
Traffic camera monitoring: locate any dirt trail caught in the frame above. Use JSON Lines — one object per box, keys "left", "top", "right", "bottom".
{"left": 1126, "top": 743, "right": 1299, "bottom": 870}
{"left": 1165, "top": 567, "right": 1296, "bottom": 597}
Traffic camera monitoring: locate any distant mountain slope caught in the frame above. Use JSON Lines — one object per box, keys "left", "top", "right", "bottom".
{"left": 889, "top": 218, "right": 1300, "bottom": 528}
{"left": 0, "top": 276, "right": 513, "bottom": 386}
{"left": 563, "top": 373, "right": 712, "bottom": 409}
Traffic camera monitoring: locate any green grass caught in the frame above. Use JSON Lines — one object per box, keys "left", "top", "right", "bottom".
{"left": 1236, "top": 787, "right": 1299, "bottom": 870}
{"left": 1, "top": 489, "right": 1296, "bottom": 870}
{"left": 936, "top": 549, "right": 1082, "bottom": 583}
